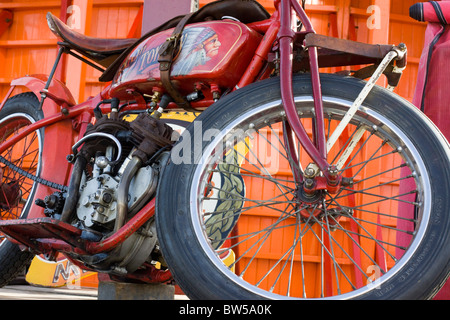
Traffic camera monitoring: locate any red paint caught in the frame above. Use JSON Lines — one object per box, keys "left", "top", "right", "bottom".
{"left": 11, "top": 74, "right": 76, "bottom": 107}
{"left": 110, "top": 20, "right": 262, "bottom": 100}
{"left": 236, "top": 13, "right": 280, "bottom": 88}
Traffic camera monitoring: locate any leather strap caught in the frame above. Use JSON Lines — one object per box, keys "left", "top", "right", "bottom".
{"left": 158, "top": 12, "right": 197, "bottom": 112}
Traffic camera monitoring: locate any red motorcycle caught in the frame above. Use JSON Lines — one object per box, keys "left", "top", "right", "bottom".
{"left": 0, "top": 0, "right": 449, "bottom": 299}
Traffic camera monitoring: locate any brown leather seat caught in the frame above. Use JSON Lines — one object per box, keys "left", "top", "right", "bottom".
{"left": 47, "top": 12, "right": 138, "bottom": 68}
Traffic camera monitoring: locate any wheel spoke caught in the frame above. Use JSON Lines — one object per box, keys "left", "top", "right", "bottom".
{"left": 189, "top": 93, "right": 431, "bottom": 299}
{"left": 0, "top": 111, "right": 41, "bottom": 247}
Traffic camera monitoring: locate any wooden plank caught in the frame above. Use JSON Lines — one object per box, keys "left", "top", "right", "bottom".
{"left": 93, "top": 0, "right": 143, "bottom": 7}
{"left": 0, "top": 0, "right": 143, "bottom": 10}
{"left": 0, "top": 2, "right": 60, "bottom": 10}
{"left": 65, "top": 0, "right": 93, "bottom": 103}
{"left": 0, "top": 40, "right": 57, "bottom": 47}
{"left": 0, "top": 10, "right": 13, "bottom": 38}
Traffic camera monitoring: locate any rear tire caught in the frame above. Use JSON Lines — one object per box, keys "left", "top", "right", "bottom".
{"left": 0, "top": 93, "right": 43, "bottom": 287}
{"left": 156, "top": 74, "right": 450, "bottom": 299}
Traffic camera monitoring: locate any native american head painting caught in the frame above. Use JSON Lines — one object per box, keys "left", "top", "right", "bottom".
{"left": 172, "top": 27, "right": 222, "bottom": 76}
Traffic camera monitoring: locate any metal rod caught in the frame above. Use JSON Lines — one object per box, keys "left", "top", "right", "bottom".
{"left": 278, "top": 0, "right": 331, "bottom": 177}
{"left": 114, "top": 156, "right": 142, "bottom": 233}
{"left": 60, "top": 155, "right": 87, "bottom": 222}
{"left": 326, "top": 50, "right": 398, "bottom": 153}
{"left": 67, "top": 50, "right": 106, "bottom": 72}
{"left": 71, "top": 132, "right": 123, "bottom": 164}
{"left": 39, "top": 45, "right": 66, "bottom": 110}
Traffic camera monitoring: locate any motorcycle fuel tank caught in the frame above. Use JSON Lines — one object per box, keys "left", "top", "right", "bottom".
{"left": 109, "top": 20, "right": 262, "bottom": 100}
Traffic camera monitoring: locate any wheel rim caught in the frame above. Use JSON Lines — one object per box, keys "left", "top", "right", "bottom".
{"left": 189, "top": 96, "right": 431, "bottom": 299}
{"left": 0, "top": 113, "right": 42, "bottom": 244}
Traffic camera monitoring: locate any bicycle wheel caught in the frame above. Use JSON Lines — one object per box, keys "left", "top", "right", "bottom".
{"left": 0, "top": 92, "right": 43, "bottom": 287}
{"left": 156, "top": 74, "right": 450, "bottom": 299}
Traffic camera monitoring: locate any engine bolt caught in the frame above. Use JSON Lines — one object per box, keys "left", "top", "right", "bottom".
{"left": 102, "top": 193, "right": 113, "bottom": 204}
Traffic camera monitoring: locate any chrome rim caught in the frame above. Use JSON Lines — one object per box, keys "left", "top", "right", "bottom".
{"left": 189, "top": 96, "right": 431, "bottom": 299}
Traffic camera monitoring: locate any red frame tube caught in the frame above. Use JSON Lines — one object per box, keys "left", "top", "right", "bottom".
{"left": 236, "top": 12, "right": 280, "bottom": 88}
{"left": 278, "top": 0, "right": 333, "bottom": 181}
{"left": 86, "top": 198, "right": 156, "bottom": 254}
{"left": 14, "top": 198, "right": 156, "bottom": 256}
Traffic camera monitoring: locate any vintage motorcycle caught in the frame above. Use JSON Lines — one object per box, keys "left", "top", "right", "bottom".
{"left": 0, "top": 0, "right": 449, "bottom": 300}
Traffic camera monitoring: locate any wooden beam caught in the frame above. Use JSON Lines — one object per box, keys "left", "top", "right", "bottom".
{"left": 65, "top": 0, "right": 93, "bottom": 103}
{"left": 336, "top": 0, "right": 351, "bottom": 39}
{"left": 92, "top": 0, "right": 143, "bottom": 7}
{"left": 367, "top": 0, "right": 390, "bottom": 45}
{"left": 0, "top": 40, "right": 57, "bottom": 47}
{"left": 0, "top": 2, "right": 60, "bottom": 10}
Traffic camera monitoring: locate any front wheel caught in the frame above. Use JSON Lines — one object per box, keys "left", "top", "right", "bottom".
{"left": 156, "top": 74, "right": 450, "bottom": 299}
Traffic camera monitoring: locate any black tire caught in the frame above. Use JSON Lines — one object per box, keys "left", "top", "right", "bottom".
{"left": 0, "top": 92, "right": 43, "bottom": 287}
{"left": 156, "top": 74, "right": 450, "bottom": 300}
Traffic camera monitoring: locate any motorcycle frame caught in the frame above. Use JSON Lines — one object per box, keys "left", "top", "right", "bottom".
{"left": 0, "top": 0, "right": 405, "bottom": 281}
{"left": 0, "top": 0, "right": 332, "bottom": 187}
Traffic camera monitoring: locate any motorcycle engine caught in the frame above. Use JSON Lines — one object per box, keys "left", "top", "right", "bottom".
{"left": 58, "top": 112, "right": 174, "bottom": 275}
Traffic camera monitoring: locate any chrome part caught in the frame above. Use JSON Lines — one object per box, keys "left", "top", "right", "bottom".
{"left": 326, "top": 50, "right": 398, "bottom": 152}
{"left": 77, "top": 153, "right": 157, "bottom": 228}
{"left": 71, "top": 132, "right": 122, "bottom": 164}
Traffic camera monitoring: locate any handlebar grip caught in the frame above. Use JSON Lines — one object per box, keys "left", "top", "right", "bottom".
{"left": 409, "top": 3, "right": 424, "bottom": 22}
{"left": 410, "top": 1, "right": 450, "bottom": 25}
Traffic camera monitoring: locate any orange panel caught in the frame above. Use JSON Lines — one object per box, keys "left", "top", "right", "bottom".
{"left": 0, "top": 2, "right": 60, "bottom": 98}
{"left": 84, "top": 3, "right": 142, "bottom": 100}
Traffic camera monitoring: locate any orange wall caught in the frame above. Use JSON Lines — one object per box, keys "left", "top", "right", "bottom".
{"left": 0, "top": 0, "right": 426, "bottom": 103}
{"left": 0, "top": 0, "right": 143, "bottom": 101}
{"left": 200, "top": 0, "right": 426, "bottom": 101}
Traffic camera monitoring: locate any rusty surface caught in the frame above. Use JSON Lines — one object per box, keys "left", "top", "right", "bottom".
{"left": 305, "top": 33, "right": 394, "bottom": 60}
{"left": 293, "top": 33, "right": 397, "bottom": 72}
{"left": 0, "top": 217, "right": 84, "bottom": 253}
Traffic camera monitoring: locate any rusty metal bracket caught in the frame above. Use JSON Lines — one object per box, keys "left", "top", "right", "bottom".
{"left": 293, "top": 33, "right": 408, "bottom": 74}
{"left": 304, "top": 33, "right": 394, "bottom": 60}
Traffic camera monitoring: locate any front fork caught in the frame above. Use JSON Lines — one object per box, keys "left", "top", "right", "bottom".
{"left": 277, "top": 0, "right": 406, "bottom": 198}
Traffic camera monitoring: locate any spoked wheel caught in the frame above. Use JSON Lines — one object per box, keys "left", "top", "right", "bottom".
{"left": 156, "top": 74, "right": 450, "bottom": 299}
{"left": 0, "top": 93, "right": 43, "bottom": 286}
